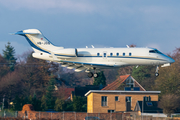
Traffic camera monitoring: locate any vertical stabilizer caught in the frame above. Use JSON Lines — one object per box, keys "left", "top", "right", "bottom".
{"left": 15, "top": 29, "right": 63, "bottom": 53}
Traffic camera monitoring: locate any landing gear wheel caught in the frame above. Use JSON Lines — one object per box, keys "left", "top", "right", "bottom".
{"left": 155, "top": 66, "right": 159, "bottom": 77}
{"left": 155, "top": 72, "right": 159, "bottom": 77}
{"left": 87, "top": 72, "right": 93, "bottom": 78}
{"left": 94, "top": 73, "right": 98, "bottom": 78}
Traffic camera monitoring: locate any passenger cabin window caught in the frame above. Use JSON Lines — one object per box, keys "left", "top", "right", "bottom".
{"left": 110, "top": 53, "right": 113, "bottom": 56}
{"left": 116, "top": 53, "right": 119, "bottom": 56}
{"left": 97, "top": 53, "right": 100, "bottom": 56}
{"left": 104, "top": 53, "right": 107, "bottom": 57}
{"left": 123, "top": 53, "right": 125, "bottom": 56}
{"left": 129, "top": 53, "right": 132, "bottom": 56}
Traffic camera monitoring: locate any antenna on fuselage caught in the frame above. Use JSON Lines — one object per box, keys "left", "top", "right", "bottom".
{"left": 126, "top": 45, "right": 130, "bottom": 48}
{"left": 91, "top": 45, "right": 95, "bottom": 48}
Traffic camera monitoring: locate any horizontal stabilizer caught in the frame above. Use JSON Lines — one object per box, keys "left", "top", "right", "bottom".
{"left": 13, "top": 29, "right": 41, "bottom": 35}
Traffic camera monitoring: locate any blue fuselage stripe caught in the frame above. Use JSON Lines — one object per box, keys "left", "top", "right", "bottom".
{"left": 76, "top": 55, "right": 166, "bottom": 61}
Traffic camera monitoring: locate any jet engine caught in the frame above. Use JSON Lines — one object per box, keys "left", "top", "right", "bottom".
{"left": 52, "top": 48, "right": 78, "bottom": 59}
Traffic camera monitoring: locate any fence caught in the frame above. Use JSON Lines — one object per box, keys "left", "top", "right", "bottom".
{"left": 18, "top": 111, "right": 127, "bottom": 120}
{"left": 0, "top": 110, "right": 18, "bottom": 118}
{"left": 1, "top": 111, "right": 180, "bottom": 120}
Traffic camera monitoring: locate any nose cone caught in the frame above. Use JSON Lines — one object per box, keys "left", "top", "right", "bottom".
{"left": 167, "top": 57, "right": 175, "bottom": 63}
{"left": 169, "top": 58, "right": 175, "bottom": 63}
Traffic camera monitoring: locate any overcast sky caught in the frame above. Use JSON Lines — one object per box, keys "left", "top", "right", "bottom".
{"left": 0, "top": 0, "right": 180, "bottom": 56}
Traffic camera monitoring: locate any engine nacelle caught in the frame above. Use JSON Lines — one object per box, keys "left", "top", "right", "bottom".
{"left": 53, "top": 48, "right": 78, "bottom": 59}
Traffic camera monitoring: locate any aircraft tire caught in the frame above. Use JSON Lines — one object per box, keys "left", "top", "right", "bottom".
{"left": 94, "top": 73, "right": 98, "bottom": 78}
{"left": 155, "top": 72, "right": 159, "bottom": 77}
{"left": 87, "top": 72, "right": 93, "bottom": 78}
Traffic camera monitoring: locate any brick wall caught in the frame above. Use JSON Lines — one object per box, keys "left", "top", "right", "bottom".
{"left": 18, "top": 111, "right": 129, "bottom": 120}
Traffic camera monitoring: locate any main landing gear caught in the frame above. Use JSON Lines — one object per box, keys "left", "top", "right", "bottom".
{"left": 155, "top": 65, "right": 159, "bottom": 77}
{"left": 87, "top": 72, "right": 98, "bottom": 78}
{"left": 86, "top": 67, "right": 99, "bottom": 78}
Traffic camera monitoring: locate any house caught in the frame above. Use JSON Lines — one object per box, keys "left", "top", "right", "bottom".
{"left": 85, "top": 90, "right": 160, "bottom": 113}
{"left": 134, "top": 96, "right": 166, "bottom": 117}
{"left": 85, "top": 75, "right": 161, "bottom": 113}
{"left": 56, "top": 87, "right": 75, "bottom": 100}
{"left": 71, "top": 85, "right": 101, "bottom": 100}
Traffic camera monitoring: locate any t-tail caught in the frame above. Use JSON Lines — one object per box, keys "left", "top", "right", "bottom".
{"left": 14, "top": 29, "right": 77, "bottom": 61}
{"left": 14, "top": 29, "right": 63, "bottom": 54}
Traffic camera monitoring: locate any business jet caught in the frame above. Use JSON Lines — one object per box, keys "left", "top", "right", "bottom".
{"left": 13, "top": 29, "right": 175, "bottom": 78}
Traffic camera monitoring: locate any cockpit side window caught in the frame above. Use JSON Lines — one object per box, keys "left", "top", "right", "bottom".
{"left": 149, "top": 50, "right": 156, "bottom": 53}
{"left": 149, "top": 50, "right": 162, "bottom": 54}
{"left": 155, "top": 50, "right": 162, "bottom": 54}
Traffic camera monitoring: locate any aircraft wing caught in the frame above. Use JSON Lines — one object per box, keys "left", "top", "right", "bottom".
{"left": 51, "top": 52, "right": 128, "bottom": 72}
{"left": 59, "top": 60, "right": 128, "bottom": 72}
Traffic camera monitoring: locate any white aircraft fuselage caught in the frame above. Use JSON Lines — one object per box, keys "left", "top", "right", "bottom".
{"left": 14, "top": 29, "right": 175, "bottom": 77}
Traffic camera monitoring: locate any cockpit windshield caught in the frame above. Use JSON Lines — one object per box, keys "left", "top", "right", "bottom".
{"left": 149, "top": 49, "right": 162, "bottom": 54}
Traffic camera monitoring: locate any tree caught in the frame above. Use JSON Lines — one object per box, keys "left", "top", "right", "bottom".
{"left": 2, "top": 42, "right": 16, "bottom": 71}
{"left": 12, "top": 95, "right": 23, "bottom": 111}
{"left": 73, "top": 96, "right": 84, "bottom": 112}
{"left": 103, "top": 69, "right": 119, "bottom": 84}
{"left": 54, "top": 98, "right": 65, "bottom": 111}
{"left": 154, "top": 48, "right": 180, "bottom": 95}
{"left": 65, "top": 101, "right": 73, "bottom": 111}
{"left": 159, "top": 94, "right": 180, "bottom": 116}
{"left": 45, "top": 77, "right": 56, "bottom": 109}
{"left": 132, "top": 66, "right": 156, "bottom": 90}
{"left": 41, "top": 95, "right": 47, "bottom": 111}
{"left": 93, "top": 71, "right": 106, "bottom": 86}
{"left": 0, "top": 70, "right": 22, "bottom": 107}
{"left": 17, "top": 51, "right": 51, "bottom": 98}
{"left": 0, "top": 54, "right": 10, "bottom": 78}
{"left": 30, "top": 93, "right": 42, "bottom": 111}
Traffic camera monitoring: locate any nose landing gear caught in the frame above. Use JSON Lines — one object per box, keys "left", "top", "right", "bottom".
{"left": 155, "top": 66, "right": 159, "bottom": 77}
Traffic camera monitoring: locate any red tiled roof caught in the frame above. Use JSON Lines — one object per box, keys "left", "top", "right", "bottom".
{"left": 102, "top": 75, "right": 146, "bottom": 91}
{"left": 102, "top": 75, "right": 130, "bottom": 90}
{"left": 57, "top": 88, "right": 74, "bottom": 99}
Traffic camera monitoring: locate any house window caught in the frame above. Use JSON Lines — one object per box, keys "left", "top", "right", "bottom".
{"left": 101, "top": 96, "right": 107, "bottom": 106}
{"left": 110, "top": 53, "right": 113, "bottom": 56}
{"left": 146, "top": 102, "right": 153, "bottom": 106}
{"left": 115, "top": 96, "right": 119, "bottom": 101}
{"left": 116, "top": 53, "right": 119, "bottom": 56}
{"left": 97, "top": 53, "right": 100, "bottom": 56}
{"left": 123, "top": 53, "right": 125, "bottom": 56}
{"left": 126, "top": 97, "right": 131, "bottom": 102}
{"left": 108, "top": 110, "right": 114, "bottom": 113}
{"left": 129, "top": 53, "right": 132, "bottom": 56}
